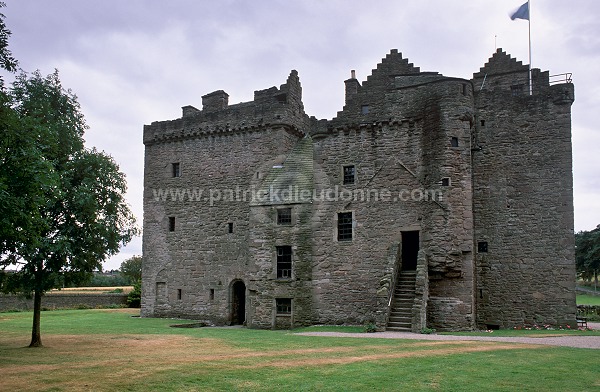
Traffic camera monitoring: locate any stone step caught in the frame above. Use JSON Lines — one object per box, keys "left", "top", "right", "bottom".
{"left": 390, "top": 303, "right": 412, "bottom": 310}
{"left": 388, "top": 316, "right": 412, "bottom": 323}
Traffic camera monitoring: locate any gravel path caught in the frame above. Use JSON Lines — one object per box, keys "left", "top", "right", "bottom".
{"left": 296, "top": 322, "right": 600, "bottom": 349}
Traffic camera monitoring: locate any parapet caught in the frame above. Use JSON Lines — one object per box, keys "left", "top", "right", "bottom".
{"left": 144, "top": 70, "right": 308, "bottom": 146}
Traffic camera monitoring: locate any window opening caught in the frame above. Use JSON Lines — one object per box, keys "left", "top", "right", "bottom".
{"left": 511, "top": 84, "right": 524, "bottom": 96}
{"left": 451, "top": 137, "right": 459, "bottom": 147}
{"left": 228, "top": 222, "right": 234, "bottom": 233}
{"left": 361, "top": 105, "right": 370, "bottom": 114}
{"left": 177, "top": 289, "right": 182, "bottom": 300}
{"left": 168, "top": 217, "right": 175, "bottom": 232}
{"left": 277, "top": 208, "right": 292, "bottom": 225}
{"left": 337, "top": 212, "right": 353, "bottom": 241}
{"left": 172, "top": 162, "right": 180, "bottom": 177}
{"left": 276, "top": 298, "right": 292, "bottom": 315}
{"left": 343, "top": 165, "right": 355, "bottom": 185}
{"left": 441, "top": 178, "right": 450, "bottom": 187}
{"left": 478, "top": 241, "right": 488, "bottom": 253}
{"left": 276, "top": 246, "right": 292, "bottom": 279}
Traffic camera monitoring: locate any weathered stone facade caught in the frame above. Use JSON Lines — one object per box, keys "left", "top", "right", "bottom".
{"left": 141, "top": 49, "right": 576, "bottom": 331}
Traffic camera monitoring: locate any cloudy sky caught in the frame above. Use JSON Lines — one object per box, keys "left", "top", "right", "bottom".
{"left": 2, "top": 0, "right": 598, "bottom": 270}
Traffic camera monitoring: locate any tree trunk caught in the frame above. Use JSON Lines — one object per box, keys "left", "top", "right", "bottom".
{"left": 29, "top": 289, "right": 43, "bottom": 347}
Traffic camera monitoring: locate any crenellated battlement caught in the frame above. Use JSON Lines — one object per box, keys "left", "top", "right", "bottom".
{"left": 143, "top": 70, "right": 308, "bottom": 145}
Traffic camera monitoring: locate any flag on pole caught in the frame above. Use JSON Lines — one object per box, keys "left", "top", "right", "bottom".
{"left": 510, "top": 1, "right": 530, "bottom": 20}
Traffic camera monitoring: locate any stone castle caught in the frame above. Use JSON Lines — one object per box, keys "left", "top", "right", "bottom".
{"left": 141, "top": 49, "right": 576, "bottom": 331}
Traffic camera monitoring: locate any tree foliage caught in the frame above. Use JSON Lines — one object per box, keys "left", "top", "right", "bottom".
{"left": 120, "top": 255, "right": 142, "bottom": 284}
{"left": 575, "top": 225, "right": 600, "bottom": 283}
{"left": 0, "top": 2, "right": 17, "bottom": 75}
{"left": 0, "top": 4, "right": 138, "bottom": 347}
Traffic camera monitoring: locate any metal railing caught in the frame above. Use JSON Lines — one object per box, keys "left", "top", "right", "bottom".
{"left": 549, "top": 73, "right": 573, "bottom": 85}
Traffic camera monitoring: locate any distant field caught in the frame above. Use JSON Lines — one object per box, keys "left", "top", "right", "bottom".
{"left": 49, "top": 286, "right": 133, "bottom": 294}
{"left": 0, "top": 309, "right": 599, "bottom": 391}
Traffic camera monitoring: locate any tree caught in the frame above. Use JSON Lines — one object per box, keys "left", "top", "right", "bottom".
{"left": 0, "top": 2, "right": 17, "bottom": 76}
{"left": 120, "top": 255, "right": 142, "bottom": 284}
{"left": 575, "top": 225, "right": 600, "bottom": 288}
{"left": 0, "top": 70, "right": 138, "bottom": 347}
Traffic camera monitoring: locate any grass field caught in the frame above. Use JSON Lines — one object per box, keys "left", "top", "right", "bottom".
{"left": 48, "top": 286, "right": 133, "bottom": 294}
{"left": 577, "top": 293, "right": 600, "bottom": 305}
{"left": 1, "top": 309, "right": 599, "bottom": 391}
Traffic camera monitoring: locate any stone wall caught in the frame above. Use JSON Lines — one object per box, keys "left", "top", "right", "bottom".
{"left": 472, "top": 50, "right": 576, "bottom": 328}
{"left": 0, "top": 293, "right": 128, "bottom": 312}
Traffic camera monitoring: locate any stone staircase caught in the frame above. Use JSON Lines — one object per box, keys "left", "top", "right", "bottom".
{"left": 386, "top": 271, "right": 417, "bottom": 332}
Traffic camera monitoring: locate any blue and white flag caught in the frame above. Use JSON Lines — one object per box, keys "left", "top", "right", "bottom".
{"left": 510, "top": 1, "right": 530, "bottom": 20}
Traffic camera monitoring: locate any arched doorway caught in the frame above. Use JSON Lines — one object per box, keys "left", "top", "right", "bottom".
{"left": 231, "top": 280, "right": 246, "bottom": 325}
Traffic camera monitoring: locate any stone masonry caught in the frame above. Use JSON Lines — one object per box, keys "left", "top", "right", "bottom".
{"left": 141, "top": 49, "right": 576, "bottom": 331}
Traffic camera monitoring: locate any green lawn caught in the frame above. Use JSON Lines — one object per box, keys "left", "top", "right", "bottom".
{"left": 577, "top": 293, "right": 600, "bottom": 305}
{"left": 1, "top": 309, "right": 599, "bottom": 391}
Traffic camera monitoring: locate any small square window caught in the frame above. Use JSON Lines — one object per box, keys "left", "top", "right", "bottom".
{"left": 478, "top": 241, "right": 488, "bottom": 253}
{"left": 337, "top": 212, "right": 353, "bottom": 241}
{"left": 361, "top": 105, "right": 370, "bottom": 115}
{"left": 276, "top": 298, "right": 292, "bottom": 315}
{"left": 441, "top": 178, "right": 450, "bottom": 187}
{"left": 276, "top": 246, "right": 292, "bottom": 279}
{"left": 451, "top": 137, "right": 459, "bottom": 147}
{"left": 343, "top": 165, "right": 355, "bottom": 185}
{"left": 228, "top": 222, "right": 234, "bottom": 233}
{"left": 172, "top": 162, "right": 180, "bottom": 177}
{"left": 277, "top": 208, "right": 292, "bottom": 225}
{"left": 168, "top": 217, "right": 176, "bottom": 232}
{"left": 511, "top": 84, "right": 524, "bottom": 96}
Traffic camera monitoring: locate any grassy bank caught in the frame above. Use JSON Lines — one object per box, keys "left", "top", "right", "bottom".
{"left": 0, "top": 309, "right": 599, "bottom": 391}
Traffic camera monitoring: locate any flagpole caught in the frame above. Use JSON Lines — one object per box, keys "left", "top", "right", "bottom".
{"left": 528, "top": 0, "right": 532, "bottom": 95}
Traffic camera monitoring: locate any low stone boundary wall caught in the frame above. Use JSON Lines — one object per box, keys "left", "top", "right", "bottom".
{"left": 0, "top": 293, "right": 128, "bottom": 312}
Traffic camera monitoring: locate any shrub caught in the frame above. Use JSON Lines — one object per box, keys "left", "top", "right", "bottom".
{"left": 420, "top": 327, "right": 436, "bottom": 334}
{"left": 127, "top": 281, "right": 141, "bottom": 308}
{"left": 363, "top": 321, "right": 377, "bottom": 333}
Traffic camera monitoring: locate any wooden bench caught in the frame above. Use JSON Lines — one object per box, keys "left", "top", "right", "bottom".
{"left": 576, "top": 316, "right": 588, "bottom": 329}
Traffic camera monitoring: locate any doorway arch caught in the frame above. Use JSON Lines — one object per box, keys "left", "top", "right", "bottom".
{"left": 230, "top": 280, "right": 246, "bottom": 325}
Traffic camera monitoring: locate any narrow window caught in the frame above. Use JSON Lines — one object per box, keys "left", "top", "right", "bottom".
{"left": 276, "top": 298, "right": 292, "bottom": 315}
{"left": 441, "top": 178, "right": 450, "bottom": 187}
{"left": 461, "top": 83, "right": 467, "bottom": 96}
{"left": 343, "top": 165, "right": 355, "bottom": 185}
{"left": 361, "top": 105, "right": 370, "bottom": 115}
{"left": 478, "top": 241, "right": 488, "bottom": 253}
{"left": 480, "top": 119, "right": 485, "bottom": 127}
{"left": 337, "top": 212, "right": 353, "bottom": 241}
{"left": 209, "top": 289, "right": 215, "bottom": 300}
{"left": 276, "top": 246, "right": 292, "bottom": 279}
{"left": 177, "top": 289, "right": 182, "bottom": 300}
{"left": 451, "top": 137, "right": 459, "bottom": 147}
{"left": 172, "top": 162, "right": 180, "bottom": 177}
{"left": 228, "top": 222, "right": 234, "bottom": 233}
{"left": 168, "top": 217, "right": 176, "bottom": 232}
{"left": 277, "top": 208, "right": 292, "bottom": 225}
